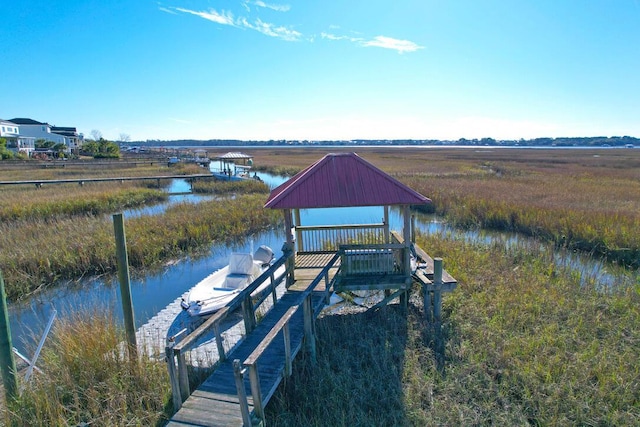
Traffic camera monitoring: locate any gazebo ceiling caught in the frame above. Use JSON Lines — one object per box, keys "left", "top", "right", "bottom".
{"left": 264, "top": 152, "right": 431, "bottom": 209}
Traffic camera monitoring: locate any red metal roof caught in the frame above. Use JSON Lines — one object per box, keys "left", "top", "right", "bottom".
{"left": 264, "top": 152, "right": 431, "bottom": 209}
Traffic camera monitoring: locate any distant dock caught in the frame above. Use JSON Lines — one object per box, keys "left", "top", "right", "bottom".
{"left": 0, "top": 174, "right": 214, "bottom": 189}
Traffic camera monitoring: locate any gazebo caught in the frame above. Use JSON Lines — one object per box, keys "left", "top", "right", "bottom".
{"left": 264, "top": 152, "right": 431, "bottom": 300}
{"left": 211, "top": 152, "right": 255, "bottom": 181}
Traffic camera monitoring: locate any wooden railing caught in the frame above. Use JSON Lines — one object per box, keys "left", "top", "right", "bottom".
{"left": 233, "top": 253, "right": 340, "bottom": 426}
{"left": 338, "top": 243, "right": 405, "bottom": 276}
{"left": 295, "top": 223, "right": 387, "bottom": 253}
{"left": 165, "top": 250, "right": 293, "bottom": 410}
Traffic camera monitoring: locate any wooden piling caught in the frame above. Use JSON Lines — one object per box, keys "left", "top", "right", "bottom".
{"left": 433, "top": 258, "right": 443, "bottom": 322}
{"left": 383, "top": 206, "right": 390, "bottom": 243}
{"left": 242, "top": 295, "right": 256, "bottom": 334}
{"left": 112, "top": 213, "right": 137, "bottom": 359}
{"left": 0, "top": 271, "right": 18, "bottom": 402}
{"left": 233, "top": 360, "right": 252, "bottom": 427}
{"left": 303, "top": 295, "right": 316, "bottom": 364}
{"left": 165, "top": 346, "right": 183, "bottom": 411}
{"left": 411, "top": 214, "right": 416, "bottom": 243}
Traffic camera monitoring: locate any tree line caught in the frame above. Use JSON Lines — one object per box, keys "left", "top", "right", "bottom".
{"left": 135, "top": 135, "right": 638, "bottom": 147}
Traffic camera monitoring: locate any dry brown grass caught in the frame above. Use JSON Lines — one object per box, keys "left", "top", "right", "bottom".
{"left": 251, "top": 147, "right": 640, "bottom": 266}
{"left": 266, "top": 232, "right": 640, "bottom": 426}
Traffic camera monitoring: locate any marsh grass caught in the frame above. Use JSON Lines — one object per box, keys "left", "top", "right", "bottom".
{"left": 266, "top": 232, "right": 640, "bottom": 426}
{"left": 251, "top": 148, "right": 640, "bottom": 267}
{"left": 402, "top": 171, "right": 640, "bottom": 267}
{"left": 0, "top": 161, "right": 176, "bottom": 182}
{"left": 191, "top": 178, "right": 270, "bottom": 195}
{"left": 252, "top": 164, "right": 300, "bottom": 177}
{"left": 0, "top": 185, "right": 167, "bottom": 221}
{"left": 4, "top": 310, "right": 171, "bottom": 426}
{"left": 0, "top": 194, "right": 281, "bottom": 299}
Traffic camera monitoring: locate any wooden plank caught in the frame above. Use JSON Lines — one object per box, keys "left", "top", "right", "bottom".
{"left": 169, "top": 397, "right": 245, "bottom": 426}
{"left": 335, "top": 274, "right": 409, "bottom": 291}
{"left": 414, "top": 270, "right": 432, "bottom": 285}
{"left": 189, "top": 390, "right": 254, "bottom": 406}
{"left": 295, "top": 252, "right": 341, "bottom": 269}
{"left": 245, "top": 306, "right": 298, "bottom": 365}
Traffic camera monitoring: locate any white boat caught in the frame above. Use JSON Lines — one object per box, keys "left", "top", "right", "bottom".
{"left": 180, "top": 246, "right": 285, "bottom": 317}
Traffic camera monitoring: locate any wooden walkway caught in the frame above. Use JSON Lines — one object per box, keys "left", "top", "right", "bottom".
{"left": 0, "top": 174, "right": 214, "bottom": 187}
{"left": 167, "top": 254, "right": 338, "bottom": 427}
{"left": 167, "top": 292, "right": 324, "bottom": 426}
{"left": 165, "top": 246, "right": 453, "bottom": 426}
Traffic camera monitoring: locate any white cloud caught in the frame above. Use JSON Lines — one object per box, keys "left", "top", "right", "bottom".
{"left": 320, "top": 32, "right": 364, "bottom": 43}
{"left": 243, "top": 18, "right": 301, "bottom": 41}
{"left": 168, "top": 117, "right": 192, "bottom": 124}
{"left": 158, "top": 7, "right": 178, "bottom": 15}
{"left": 174, "top": 7, "right": 235, "bottom": 26}
{"left": 253, "top": 1, "right": 291, "bottom": 12}
{"left": 322, "top": 32, "right": 422, "bottom": 54}
{"left": 166, "top": 6, "right": 420, "bottom": 51}
{"left": 361, "top": 36, "right": 424, "bottom": 53}
{"left": 170, "top": 7, "right": 300, "bottom": 41}
{"left": 320, "top": 32, "right": 348, "bottom": 41}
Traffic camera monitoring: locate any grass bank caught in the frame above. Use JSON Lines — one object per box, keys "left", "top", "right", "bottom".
{"left": 266, "top": 232, "right": 640, "bottom": 426}
{"left": 3, "top": 311, "right": 171, "bottom": 426}
{"left": 191, "top": 178, "right": 270, "bottom": 195}
{"left": 0, "top": 185, "right": 167, "bottom": 221}
{"left": 401, "top": 167, "right": 640, "bottom": 268}
{"left": 0, "top": 194, "right": 280, "bottom": 300}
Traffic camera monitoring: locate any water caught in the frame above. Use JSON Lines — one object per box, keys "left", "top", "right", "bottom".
{"left": 122, "top": 174, "right": 287, "bottom": 219}
{"left": 8, "top": 175, "right": 637, "bottom": 354}
{"left": 253, "top": 171, "right": 289, "bottom": 189}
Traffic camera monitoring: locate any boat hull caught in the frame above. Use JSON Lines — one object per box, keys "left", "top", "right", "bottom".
{"left": 181, "top": 258, "right": 286, "bottom": 317}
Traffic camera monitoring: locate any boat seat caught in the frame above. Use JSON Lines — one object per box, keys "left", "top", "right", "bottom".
{"left": 224, "top": 274, "right": 252, "bottom": 290}
{"left": 224, "top": 253, "right": 256, "bottom": 289}
{"left": 228, "top": 253, "right": 255, "bottom": 274}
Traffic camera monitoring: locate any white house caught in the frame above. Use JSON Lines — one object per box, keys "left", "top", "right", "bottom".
{"left": 1, "top": 119, "right": 35, "bottom": 155}
{"left": 8, "top": 118, "right": 83, "bottom": 154}
{"left": 51, "top": 126, "right": 84, "bottom": 152}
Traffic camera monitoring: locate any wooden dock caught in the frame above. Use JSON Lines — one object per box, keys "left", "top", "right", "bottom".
{"left": 166, "top": 253, "right": 339, "bottom": 426}
{"left": 165, "top": 243, "right": 454, "bottom": 426}
{"left": 167, "top": 292, "right": 325, "bottom": 426}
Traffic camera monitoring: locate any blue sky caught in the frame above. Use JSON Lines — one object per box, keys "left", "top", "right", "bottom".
{"left": 1, "top": 0, "right": 639, "bottom": 142}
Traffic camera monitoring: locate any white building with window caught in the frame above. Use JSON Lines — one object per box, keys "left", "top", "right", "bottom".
{"left": 8, "top": 118, "right": 83, "bottom": 154}
{"left": 51, "top": 126, "right": 84, "bottom": 152}
{"left": 1, "top": 119, "right": 35, "bottom": 155}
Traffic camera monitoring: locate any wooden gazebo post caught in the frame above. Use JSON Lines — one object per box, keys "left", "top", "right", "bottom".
{"left": 383, "top": 205, "right": 390, "bottom": 243}
{"left": 294, "top": 209, "right": 303, "bottom": 252}
{"left": 400, "top": 205, "right": 412, "bottom": 308}
{"left": 283, "top": 208, "right": 295, "bottom": 287}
